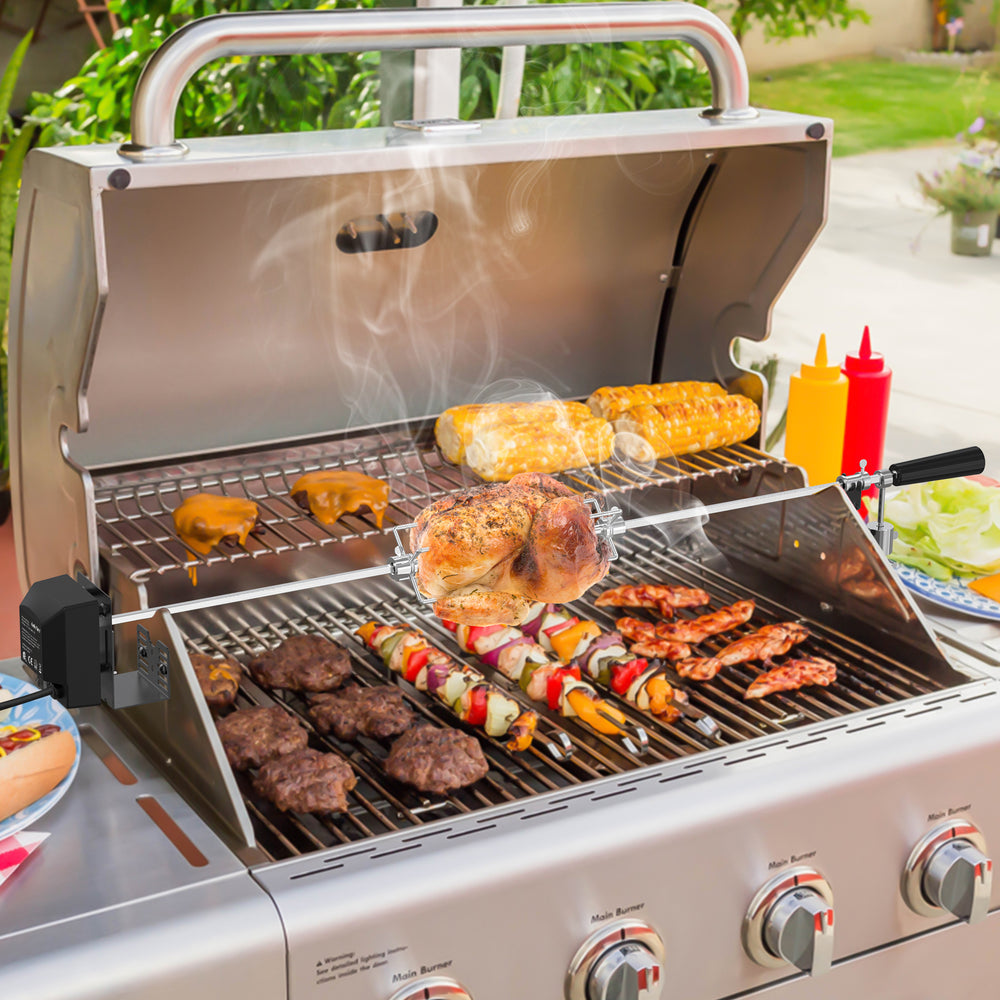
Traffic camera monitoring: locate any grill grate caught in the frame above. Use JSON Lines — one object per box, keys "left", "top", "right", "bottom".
{"left": 181, "top": 538, "right": 955, "bottom": 861}
{"left": 93, "top": 425, "right": 776, "bottom": 584}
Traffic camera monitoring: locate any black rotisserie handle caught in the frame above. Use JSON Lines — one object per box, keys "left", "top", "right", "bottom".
{"left": 889, "top": 447, "right": 986, "bottom": 487}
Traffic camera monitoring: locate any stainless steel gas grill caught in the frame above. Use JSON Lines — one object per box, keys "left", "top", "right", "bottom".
{"left": 6, "top": 5, "right": 1000, "bottom": 1000}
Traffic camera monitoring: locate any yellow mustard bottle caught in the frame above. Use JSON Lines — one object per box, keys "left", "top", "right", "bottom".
{"left": 784, "top": 334, "right": 849, "bottom": 486}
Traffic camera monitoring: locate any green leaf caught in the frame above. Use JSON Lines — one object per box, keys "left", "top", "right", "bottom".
{"left": 0, "top": 122, "right": 35, "bottom": 344}
{"left": 0, "top": 31, "right": 32, "bottom": 144}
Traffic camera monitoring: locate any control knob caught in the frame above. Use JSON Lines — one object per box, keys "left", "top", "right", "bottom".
{"left": 388, "top": 977, "right": 472, "bottom": 1000}
{"left": 743, "top": 867, "right": 834, "bottom": 977}
{"left": 902, "top": 820, "right": 993, "bottom": 924}
{"left": 566, "top": 920, "right": 666, "bottom": 1000}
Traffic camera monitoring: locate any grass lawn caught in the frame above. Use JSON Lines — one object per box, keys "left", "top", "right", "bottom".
{"left": 752, "top": 59, "right": 1000, "bottom": 156}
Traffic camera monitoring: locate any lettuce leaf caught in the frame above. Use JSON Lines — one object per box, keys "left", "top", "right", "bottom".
{"left": 867, "top": 479, "right": 1000, "bottom": 581}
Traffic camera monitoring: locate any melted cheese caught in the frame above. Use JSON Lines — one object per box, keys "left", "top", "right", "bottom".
{"left": 172, "top": 494, "right": 260, "bottom": 585}
{"left": 290, "top": 470, "right": 389, "bottom": 528}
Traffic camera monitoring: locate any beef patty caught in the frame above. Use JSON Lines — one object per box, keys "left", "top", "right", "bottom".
{"left": 385, "top": 725, "right": 489, "bottom": 795}
{"left": 252, "top": 748, "right": 357, "bottom": 814}
{"left": 191, "top": 652, "right": 241, "bottom": 712}
{"left": 216, "top": 706, "right": 308, "bottom": 771}
{"left": 310, "top": 685, "right": 415, "bottom": 742}
{"left": 248, "top": 633, "right": 351, "bottom": 692}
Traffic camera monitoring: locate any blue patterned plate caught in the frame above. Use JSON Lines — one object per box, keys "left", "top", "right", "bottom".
{"left": 893, "top": 564, "right": 1000, "bottom": 622}
{"left": 0, "top": 673, "right": 81, "bottom": 840}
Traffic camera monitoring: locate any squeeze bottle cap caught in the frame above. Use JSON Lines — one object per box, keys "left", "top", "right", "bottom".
{"left": 843, "top": 326, "right": 885, "bottom": 374}
{"left": 800, "top": 334, "right": 842, "bottom": 382}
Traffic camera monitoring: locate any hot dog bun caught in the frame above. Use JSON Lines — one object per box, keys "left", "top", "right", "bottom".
{"left": 0, "top": 730, "right": 76, "bottom": 822}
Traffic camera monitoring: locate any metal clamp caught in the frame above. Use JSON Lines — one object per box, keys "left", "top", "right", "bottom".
{"left": 389, "top": 522, "right": 434, "bottom": 607}
{"left": 119, "top": 3, "right": 755, "bottom": 158}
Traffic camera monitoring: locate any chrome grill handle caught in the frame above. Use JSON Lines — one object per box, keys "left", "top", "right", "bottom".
{"left": 119, "top": 2, "right": 756, "bottom": 159}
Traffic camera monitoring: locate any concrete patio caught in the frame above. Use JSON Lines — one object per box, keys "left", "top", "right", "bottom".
{"left": 748, "top": 144, "right": 1000, "bottom": 478}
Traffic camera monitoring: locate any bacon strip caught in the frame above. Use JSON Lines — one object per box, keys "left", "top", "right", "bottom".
{"left": 715, "top": 623, "right": 809, "bottom": 667}
{"left": 595, "top": 583, "right": 710, "bottom": 618}
{"left": 745, "top": 657, "right": 837, "bottom": 700}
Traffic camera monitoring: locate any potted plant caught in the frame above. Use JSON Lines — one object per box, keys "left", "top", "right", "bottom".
{"left": 960, "top": 114, "right": 1000, "bottom": 237}
{"left": 0, "top": 32, "right": 39, "bottom": 525}
{"left": 918, "top": 162, "right": 1000, "bottom": 256}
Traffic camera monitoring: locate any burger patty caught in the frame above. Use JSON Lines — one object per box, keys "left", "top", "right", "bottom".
{"left": 385, "top": 725, "right": 489, "bottom": 795}
{"left": 309, "top": 685, "right": 415, "bottom": 742}
{"left": 252, "top": 748, "right": 357, "bottom": 814}
{"left": 248, "top": 633, "right": 351, "bottom": 692}
{"left": 191, "top": 652, "right": 241, "bottom": 712}
{"left": 216, "top": 706, "right": 308, "bottom": 771}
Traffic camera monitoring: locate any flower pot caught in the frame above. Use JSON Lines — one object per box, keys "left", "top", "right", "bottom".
{"left": 951, "top": 210, "right": 997, "bottom": 256}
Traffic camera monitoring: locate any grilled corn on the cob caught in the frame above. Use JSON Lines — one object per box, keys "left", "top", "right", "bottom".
{"left": 435, "top": 401, "right": 595, "bottom": 465}
{"left": 614, "top": 394, "right": 760, "bottom": 458}
{"left": 587, "top": 381, "right": 725, "bottom": 422}
{"left": 464, "top": 418, "right": 615, "bottom": 481}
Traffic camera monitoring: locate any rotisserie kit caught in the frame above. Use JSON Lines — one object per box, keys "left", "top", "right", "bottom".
{"left": 3, "top": 5, "right": 1000, "bottom": 1000}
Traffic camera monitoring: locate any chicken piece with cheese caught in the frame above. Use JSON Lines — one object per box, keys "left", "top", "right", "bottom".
{"left": 412, "top": 472, "right": 611, "bottom": 626}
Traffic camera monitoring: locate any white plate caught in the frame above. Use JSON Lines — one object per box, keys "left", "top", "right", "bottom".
{"left": 893, "top": 564, "right": 1000, "bottom": 622}
{"left": 0, "top": 673, "right": 81, "bottom": 840}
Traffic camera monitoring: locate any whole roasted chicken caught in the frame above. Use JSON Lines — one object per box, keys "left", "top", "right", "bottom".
{"left": 412, "top": 472, "right": 611, "bottom": 625}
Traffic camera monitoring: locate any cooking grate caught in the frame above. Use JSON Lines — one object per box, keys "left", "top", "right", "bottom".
{"left": 93, "top": 424, "right": 778, "bottom": 585}
{"left": 180, "top": 538, "right": 956, "bottom": 861}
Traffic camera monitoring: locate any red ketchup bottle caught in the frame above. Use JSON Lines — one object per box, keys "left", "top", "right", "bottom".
{"left": 841, "top": 326, "right": 892, "bottom": 488}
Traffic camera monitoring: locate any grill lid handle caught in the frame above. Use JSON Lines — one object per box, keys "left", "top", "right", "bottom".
{"left": 118, "top": 2, "right": 756, "bottom": 160}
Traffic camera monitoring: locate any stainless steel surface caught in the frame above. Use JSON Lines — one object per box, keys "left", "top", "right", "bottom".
{"left": 253, "top": 683, "right": 1000, "bottom": 998}
{"left": 389, "top": 979, "right": 473, "bottom": 1000}
{"left": 123, "top": 3, "right": 753, "bottom": 156}
{"left": 0, "top": 657, "right": 284, "bottom": 999}
{"left": 566, "top": 920, "right": 666, "bottom": 1000}
{"left": 743, "top": 867, "right": 835, "bottom": 971}
{"left": 12, "top": 105, "right": 829, "bottom": 591}
{"left": 494, "top": 0, "right": 527, "bottom": 120}
{"left": 763, "top": 887, "right": 835, "bottom": 976}
{"left": 902, "top": 820, "right": 991, "bottom": 921}
{"left": 587, "top": 942, "right": 663, "bottom": 1000}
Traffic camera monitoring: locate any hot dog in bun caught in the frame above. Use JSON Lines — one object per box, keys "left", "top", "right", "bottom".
{"left": 0, "top": 715, "right": 76, "bottom": 822}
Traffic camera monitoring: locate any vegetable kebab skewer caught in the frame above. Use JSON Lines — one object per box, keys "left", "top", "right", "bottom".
{"left": 519, "top": 604, "right": 689, "bottom": 722}
{"left": 356, "top": 621, "right": 567, "bottom": 759}
{"left": 516, "top": 604, "right": 720, "bottom": 738}
{"left": 440, "top": 619, "right": 648, "bottom": 754}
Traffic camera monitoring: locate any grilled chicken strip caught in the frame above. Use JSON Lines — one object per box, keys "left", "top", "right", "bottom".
{"left": 674, "top": 657, "right": 724, "bottom": 681}
{"left": 616, "top": 619, "right": 692, "bottom": 661}
{"left": 595, "top": 583, "right": 710, "bottom": 618}
{"left": 715, "top": 623, "right": 809, "bottom": 667}
{"left": 621, "top": 600, "right": 755, "bottom": 645}
{"left": 412, "top": 472, "right": 611, "bottom": 626}
{"left": 745, "top": 657, "right": 837, "bottom": 700}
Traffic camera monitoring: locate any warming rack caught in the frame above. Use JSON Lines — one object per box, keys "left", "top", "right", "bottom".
{"left": 92, "top": 426, "right": 779, "bottom": 586}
